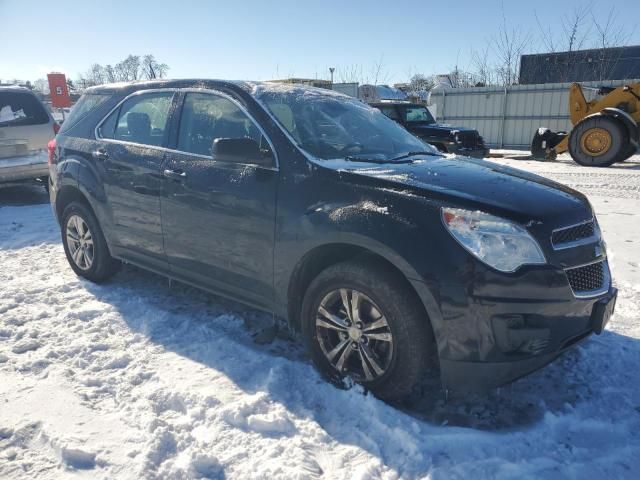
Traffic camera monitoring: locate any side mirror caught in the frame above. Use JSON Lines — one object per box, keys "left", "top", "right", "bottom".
{"left": 211, "top": 137, "right": 274, "bottom": 167}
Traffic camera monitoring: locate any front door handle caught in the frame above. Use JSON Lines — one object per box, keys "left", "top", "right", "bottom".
{"left": 163, "top": 168, "right": 187, "bottom": 180}
{"left": 93, "top": 148, "right": 109, "bottom": 161}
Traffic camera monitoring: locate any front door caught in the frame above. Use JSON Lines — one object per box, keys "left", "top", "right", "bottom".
{"left": 95, "top": 90, "right": 176, "bottom": 270}
{"left": 161, "top": 91, "right": 278, "bottom": 308}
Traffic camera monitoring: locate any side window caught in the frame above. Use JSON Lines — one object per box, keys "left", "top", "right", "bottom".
{"left": 379, "top": 106, "right": 400, "bottom": 121}
{"left": 60, "top": 93, "right": 109, "bottom": 133}
{"left": 106, "top": 92, "right": 173, "bottom": 146}
{"left": 98, "top": 108, "right": 118, "bottom": 139}
{"left": 0, "top": 91, "right": 49, "bottom": 127}
{"left": 177, "top": 92, "right": 271, "bottom": 159}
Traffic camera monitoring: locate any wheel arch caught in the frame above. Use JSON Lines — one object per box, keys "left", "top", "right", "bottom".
{"left": 599, "top": 107, "right": 639, "bottom": 146}
{"left": 55, "top": 185, "right": 95, "bottom": 224}
{"left": 286, "top": 241, "right": 441, "bottom": 350}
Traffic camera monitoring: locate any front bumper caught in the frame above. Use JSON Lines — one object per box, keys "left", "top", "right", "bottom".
{"left": 437, "top": 285, "right": 617, "bottom": 392}
{"left": 0, "top": 153, "right": 49, "bottom": 183}
{"left": 445, "top": 143, "right": 490, "bottom": 158}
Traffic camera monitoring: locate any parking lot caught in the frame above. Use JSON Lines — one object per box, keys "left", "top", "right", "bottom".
{"left": 1, "top": 153, "right": 639, "bottom": 479}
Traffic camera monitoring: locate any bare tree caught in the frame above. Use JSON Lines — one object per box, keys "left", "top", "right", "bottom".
{"left": 409, "top": 73, "right": 434, "bottom": 92}
{"left": 75, "top": 54, "right": 170, "bottom": 89}
{"left": 471, "top": 46, "right": 495, "bottom": 86}
{"left": 337, "top": 64, "right": 363, "bottom": 84}
{"left": 104, "top": 64, "right": 117, "bottom": 83}
{"left": 534, "top": 3, "right": 592, "bottom": 81}
{"left": 337, "top": 59, "right": 389, "bottom": 86}
{"left": 142, "top": 55, "right": 169, "bottom": 80}
{"left": 119, "top": 55, "right": 141, "bottom": 81}
{"left": 369, "top": 56, "right": 389, "bottom": 86}
{"left": 32, "top": 78, "right": 49, "bottom": 94}
{"left": 492, "top": 5, "right": 530, "bottom": 85}
{"left": 592, "top": 9, "right": 634, "bottom": 81}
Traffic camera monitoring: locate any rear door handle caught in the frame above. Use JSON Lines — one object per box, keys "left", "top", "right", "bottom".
{"left": 93, "top": 148, "right": 109, "bottom": 161}
{"left": 163, "top": 168, "right": 187, "bottom": 180}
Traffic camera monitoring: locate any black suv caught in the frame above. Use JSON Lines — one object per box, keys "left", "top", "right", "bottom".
{"left": 371, "top": 101, "right": 489, "bottom": 158}
{"left": 49, "top": 80, "right": 616, "bottom": 400}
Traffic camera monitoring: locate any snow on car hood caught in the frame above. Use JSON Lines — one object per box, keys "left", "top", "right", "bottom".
{"left": 322, "top": 155, "right": 592, "bottom": 225}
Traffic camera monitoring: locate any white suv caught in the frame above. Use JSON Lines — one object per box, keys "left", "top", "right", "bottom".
{"left": 0, "top": 86, "right": 58, "bottom": 189}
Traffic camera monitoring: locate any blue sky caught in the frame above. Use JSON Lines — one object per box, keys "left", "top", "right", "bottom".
{"left": 2, "top": 0, "right": 639, "bottom": 84}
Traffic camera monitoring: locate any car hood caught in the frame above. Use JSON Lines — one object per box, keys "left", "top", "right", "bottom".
{"left": 323, "top": 155, "right": 591, "bottom": 225}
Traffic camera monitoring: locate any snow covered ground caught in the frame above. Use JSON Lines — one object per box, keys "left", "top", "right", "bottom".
{"left": 1, "top": 153, "right": 639, "bottom": 479}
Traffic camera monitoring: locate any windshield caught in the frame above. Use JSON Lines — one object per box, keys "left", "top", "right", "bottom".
{"left": 254, "top": 86, "right": 438, "bottom": 161}
{"left": 402, "top": 105, "right": 435, "bottom": 124}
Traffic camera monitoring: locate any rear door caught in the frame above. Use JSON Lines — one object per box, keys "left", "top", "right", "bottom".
{"left": 94, "top": 89, "right": 177, "bottom": 270}
{"left": 161, "top": 90, "right": 278, "bottom": 307}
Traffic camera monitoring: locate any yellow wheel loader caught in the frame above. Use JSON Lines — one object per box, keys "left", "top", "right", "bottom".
{"left": 531, "top": 82, "right": 640, "bottom": 167}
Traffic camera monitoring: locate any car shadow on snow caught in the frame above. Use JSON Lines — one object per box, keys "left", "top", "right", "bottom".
{"left": 0, "top": 184, "right": 49, "bottom": 206}
{"left": 81, "top": 264, "right": 639, "bottom": 439}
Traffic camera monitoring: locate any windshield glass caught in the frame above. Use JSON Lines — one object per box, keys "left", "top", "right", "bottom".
{"left": 253, "top": 85, "right": 438, "bottom": 161}
{"left": 402, "top": 105, "right": 435, "bottom": 124}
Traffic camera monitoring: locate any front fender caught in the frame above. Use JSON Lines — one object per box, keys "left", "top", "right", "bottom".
{"left": 276, "top": 196, "right": 446, "bottom": 352}
{"left": 600, "top": 108, "right": 639, "bottom": 145}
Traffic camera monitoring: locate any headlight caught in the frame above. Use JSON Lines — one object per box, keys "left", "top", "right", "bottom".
{"left": 442, "top": 207, "right": 546, "bottom": 272}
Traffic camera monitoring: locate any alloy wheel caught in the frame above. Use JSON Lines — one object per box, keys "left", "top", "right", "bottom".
{"left": 315, "top": 288, "right": 394, "bottom": 382}
{"left": 66, "top": 215, "right": 94, "bottom": 270}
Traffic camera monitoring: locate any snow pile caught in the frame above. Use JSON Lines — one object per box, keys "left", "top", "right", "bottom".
{"left": 1, "top": 156, "right": 640, "bottom": 479}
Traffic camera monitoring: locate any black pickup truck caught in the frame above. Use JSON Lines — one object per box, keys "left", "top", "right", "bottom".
{"left": 371, "top": 101, "right": 489, "bottom": 158}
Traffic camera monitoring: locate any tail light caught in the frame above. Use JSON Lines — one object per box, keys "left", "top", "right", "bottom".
{"left": 48, "top": 139, "right": 57, "bottom": 165}
{"left": 53, "top": 122, "right": 60, "bottom": 134}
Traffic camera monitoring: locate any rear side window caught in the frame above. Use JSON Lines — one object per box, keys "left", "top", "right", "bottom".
{"left": 0, "top": 91, "right": 49, "bottom": 127}
{"left": 60, "top": 93, "right": 109, "bottom": 133}
{"left": 100, "top": 92, "right": 173, "bottom": 147}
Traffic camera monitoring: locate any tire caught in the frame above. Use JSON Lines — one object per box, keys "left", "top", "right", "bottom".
{"left": 615, "top": 143, "right": 638, "bottom": 163}
{"left": 568, "top": 115, "right": 625, "bottom": 167}
{"left": 301, "top": 259, "right": 434, "bottom": 400}
{"left": 61, "top": 201, "right": 120, "bottom": 282}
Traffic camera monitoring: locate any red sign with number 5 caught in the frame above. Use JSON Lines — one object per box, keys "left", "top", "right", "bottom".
{"left": 47, "top": 73, "right": 71, "bottom": 108}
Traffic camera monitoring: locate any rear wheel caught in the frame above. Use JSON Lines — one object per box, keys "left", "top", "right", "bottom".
{"left": 301, "top": 259, "right": 434, "bottom": 400}
{"left": 569, "top": 115, "right": 625, "bottom": 167}
{"left": 61, "top": 201, "right": 120, "bottom": 282}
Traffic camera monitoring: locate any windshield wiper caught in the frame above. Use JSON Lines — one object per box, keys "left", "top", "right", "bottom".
{"left": 387, "top": 151, "right": 442, "bottom": 162}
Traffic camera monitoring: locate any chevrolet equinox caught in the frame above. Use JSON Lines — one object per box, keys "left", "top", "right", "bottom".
{"left": 49, "top": 80, "right": 617, "bottom": 400}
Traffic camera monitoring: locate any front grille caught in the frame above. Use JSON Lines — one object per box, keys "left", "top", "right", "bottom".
{"left": 565, "top": 260, "right": 606, "bottom": 295}
{"left": 457, "top": 131, "right": 480, "bottom": 148}
{"left": 552, "top": 220, "right": 596, "bottom": 247}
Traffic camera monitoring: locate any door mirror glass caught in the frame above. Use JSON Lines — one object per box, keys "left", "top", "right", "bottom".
{"left": 212, "top": 137, "right": 273, "bottom": 166}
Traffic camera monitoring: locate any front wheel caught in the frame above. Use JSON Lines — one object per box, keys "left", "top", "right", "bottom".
{"left": 569, "top": 115, "right": 625, "bottom": 167}
{"left": 301, "top": 259, "right": 435, "bottom": 400}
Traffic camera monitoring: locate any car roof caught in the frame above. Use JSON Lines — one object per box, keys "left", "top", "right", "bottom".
{"left": 0, "top": 85, "right": 39, "bottom": 93}
{"left": 85, "top": 79, "right": 256, "bottom": 96}
{"left": 85, "top": 79, "right": 352, "bottom": 101}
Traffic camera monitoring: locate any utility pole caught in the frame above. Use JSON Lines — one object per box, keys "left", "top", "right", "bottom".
{"left": 329, "top": 67, "right": 335, "bottom": 84}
